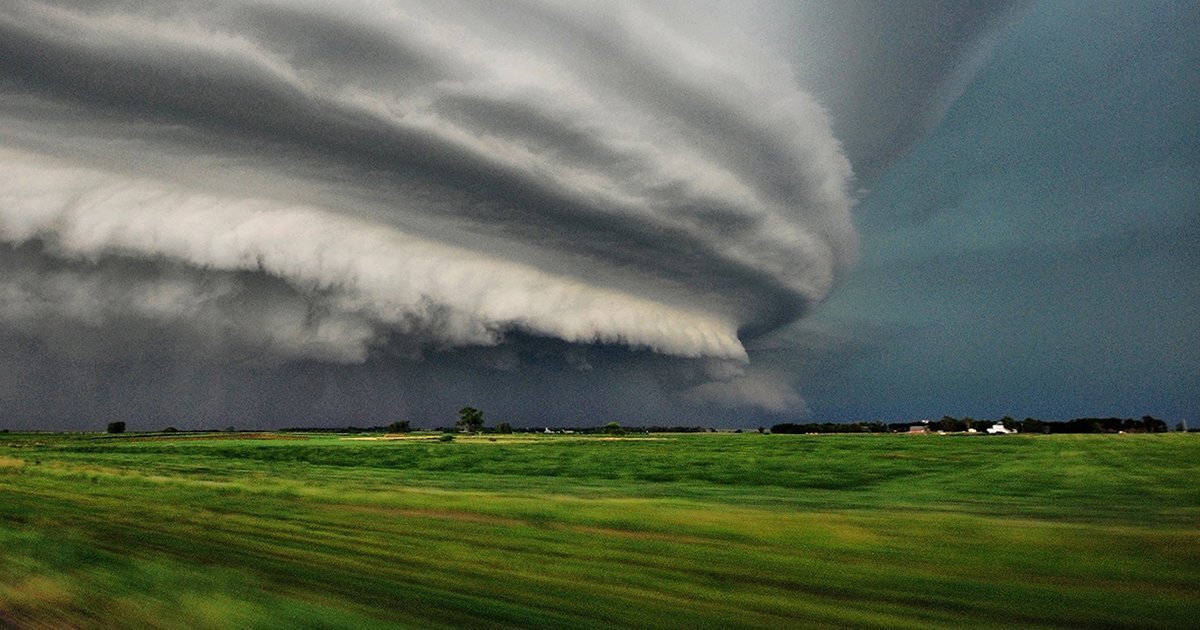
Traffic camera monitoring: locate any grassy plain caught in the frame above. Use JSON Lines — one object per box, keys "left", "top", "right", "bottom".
{"left": 1, "top": 431, "right": 1197, "bottom": 628}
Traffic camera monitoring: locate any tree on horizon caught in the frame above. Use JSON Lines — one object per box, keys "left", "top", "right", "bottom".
{"left": 457, "top": 407, "right": 484, "bottom": 434}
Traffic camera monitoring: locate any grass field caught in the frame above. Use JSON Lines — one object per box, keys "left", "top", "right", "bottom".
{"left": 1, "top": 431, "right": 1198, "bottom": 628}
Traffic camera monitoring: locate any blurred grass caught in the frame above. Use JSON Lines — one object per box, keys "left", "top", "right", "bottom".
{"left": 1, "top": 432, "right": 1197, "bottom": 628}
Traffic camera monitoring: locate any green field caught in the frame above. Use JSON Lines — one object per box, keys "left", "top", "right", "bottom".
{"left": 1, "top": 432, "right": 1197, "bottom": 628}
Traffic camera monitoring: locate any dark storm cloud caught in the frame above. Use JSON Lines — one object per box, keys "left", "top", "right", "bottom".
{"left": 0, "top": 1, "right": 1026, "bottom": 426}
{"left": 0, "top": 0, "right": 862, "bottom": 353}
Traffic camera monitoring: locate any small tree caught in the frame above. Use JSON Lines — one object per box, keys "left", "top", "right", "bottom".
{"left": 457, "top": 407, "right": 484, "bottom": 434}
{"left": 603, "top": 421, "right": 624, "bottom": 436}
{"left": 386, "top": 420, "right": 411, "bottom": 434}
{"left": 495, "top": 422, "right": 512, "bottom": 434}
{"left": 106, "top": 421, "right": 126, "bottom": 434}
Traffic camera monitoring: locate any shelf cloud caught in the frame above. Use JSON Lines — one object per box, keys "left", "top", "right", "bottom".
{"left": 0, "top": 1, "right": 1022, "bottom": 426}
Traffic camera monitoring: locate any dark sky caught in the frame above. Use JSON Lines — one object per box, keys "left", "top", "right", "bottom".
{"left": 801, "top": 0, "right": 1200, "bottom": 422}
{"left": 0, "top": 0, "right": 1195, "bottom": 429}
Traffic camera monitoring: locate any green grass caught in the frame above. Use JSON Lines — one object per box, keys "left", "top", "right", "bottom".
{"left": 1, "top": 432, "right": 1198, "bottom": 628}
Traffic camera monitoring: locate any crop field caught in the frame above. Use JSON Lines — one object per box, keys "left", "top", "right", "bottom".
{"left": 1, "top": 431, "right": 1198, "bottom": 628}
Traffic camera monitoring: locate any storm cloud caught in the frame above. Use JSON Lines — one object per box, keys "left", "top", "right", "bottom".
{"left": 0, "top": 1, "right": 1025, "bottom": 427}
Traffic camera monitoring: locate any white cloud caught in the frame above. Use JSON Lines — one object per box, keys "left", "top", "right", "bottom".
{"left": 0, "top": 151, "right": 754, "bottom": 360}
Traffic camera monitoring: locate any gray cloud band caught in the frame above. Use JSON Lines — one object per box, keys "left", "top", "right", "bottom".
{"left": 0, "top": 0, "right": 856, "bottom": 367}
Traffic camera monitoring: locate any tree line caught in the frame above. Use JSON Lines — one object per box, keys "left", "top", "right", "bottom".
{"left": 771, "top": 415, "right": 1174, "bottom": 434}
{"left": 97, "top": 410, "right": 1179, "bottom": 435}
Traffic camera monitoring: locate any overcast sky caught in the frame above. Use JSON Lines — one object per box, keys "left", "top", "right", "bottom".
{"left": 1, "top": 0, "right": 1195, "bottom": 429}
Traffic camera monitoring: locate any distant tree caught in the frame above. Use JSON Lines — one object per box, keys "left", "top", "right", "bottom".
{"left": 161, "top": 426, "right": 178, "bottom": 433}
{"left": 439, "top": 433, "right": 455, "bottom": 442}
{"left": 457, "top": 407, "right": 484, "bottom": 434}
{"left": 223, "top": 425, "right": 236, "bottom": 433}
{"left": 757, "top": 426, "right": 765, "bottom": 434}
{"left": 1141, "top": 416, "right": 1167, "bottom": 433}
{"left": 386, "top": 420, "right": 411, "bottom": 433}
{"left": 937, "top": 416, "right": 966, "bottom": 432}
{"left": 1020, "top": 417, "right": 1046, "bottom": 434}
{"left": 603, "top": 421, "right": 624, "bottom": 436}
{"left": 1176, "top": 422, "right": 1186, "bottom": 432}
{"left": 106, "top": 421, "right": 126, "bottom": 434}
{"left": 495, "top": 422, "right": 513, "bottom": 434}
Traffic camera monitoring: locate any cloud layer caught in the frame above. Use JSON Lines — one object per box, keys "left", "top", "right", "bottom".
{"left": 0, "top": 0, "right": 857, "bottom": 362}
{"left": 0, "top": 1, "right": 1028, "bottom": 426}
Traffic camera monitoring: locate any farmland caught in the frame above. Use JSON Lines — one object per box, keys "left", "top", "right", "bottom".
{"left": 1, "top": 432, "right": 1198, "bottom": 628}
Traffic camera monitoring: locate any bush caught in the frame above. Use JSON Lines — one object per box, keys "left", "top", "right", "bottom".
{"left": 439, "top": 434, "right": 456, "bottom": 442}
{"left": 386, "top": 420, "right": 411, "bottom": 433}
{"left": 106, "top": 421, "right": 126, "bottom": 434}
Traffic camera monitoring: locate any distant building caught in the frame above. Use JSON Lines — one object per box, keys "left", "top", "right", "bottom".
{"left": 908, "top": 425, "right": 929, "bottom": 434}
{"left": 986, "top": 423, "right": 1015, "bottom": 434}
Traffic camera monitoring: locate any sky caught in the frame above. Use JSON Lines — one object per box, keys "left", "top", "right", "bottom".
{"left": 0, "top": 0, "right": 1195, "bottom": 429}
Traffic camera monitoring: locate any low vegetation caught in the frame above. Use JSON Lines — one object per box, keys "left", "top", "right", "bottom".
{"left": 1, "top": 431, "right": 1197, "bottom": 628}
